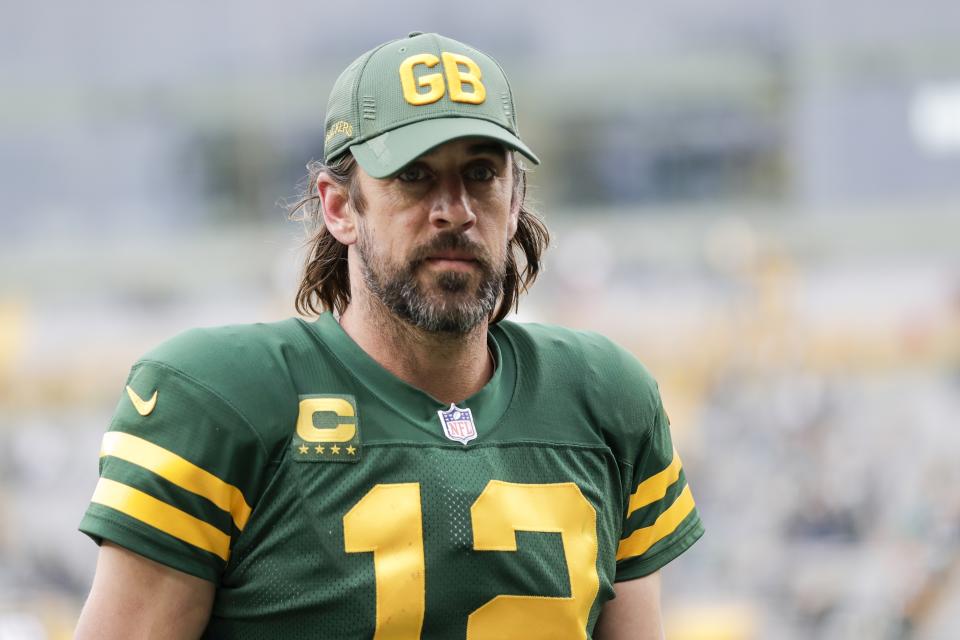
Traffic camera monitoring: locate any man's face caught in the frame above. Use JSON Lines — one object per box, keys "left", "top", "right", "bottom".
{"left": 351, "top": 138, "right": 519, "bottom": 334}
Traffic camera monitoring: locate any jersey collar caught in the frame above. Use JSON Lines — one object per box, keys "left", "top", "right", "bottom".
{"left": 308, "top": 313, "right": 517, "bottom": 436}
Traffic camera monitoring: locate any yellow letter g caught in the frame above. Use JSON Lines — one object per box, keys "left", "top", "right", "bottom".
{"left": 399, "top": 54, "right": 445, "bottom": 106}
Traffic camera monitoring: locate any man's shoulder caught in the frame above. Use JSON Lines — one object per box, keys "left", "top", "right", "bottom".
{"left": 138, "top": 317, "right": 310, "bottom": 379}
{"left": 496, "top": 320, "right": 663, "bottom": 450}
{"left": 126, "top": 318, "right": 319, "bottom": 434}
{"left": 496, "top": 319, "right": 658, "bottom": 392}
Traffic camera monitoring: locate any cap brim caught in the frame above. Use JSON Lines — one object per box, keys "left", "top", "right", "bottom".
{"left": 349, "top": 118, "right": 540, "bottom": 179}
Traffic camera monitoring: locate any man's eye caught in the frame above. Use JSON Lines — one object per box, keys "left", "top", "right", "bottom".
{"left": 396, "top": 165, "right": 429, "bottom": 182}
{"left": 466, "top": 165, "right": 496, "bottom": 181}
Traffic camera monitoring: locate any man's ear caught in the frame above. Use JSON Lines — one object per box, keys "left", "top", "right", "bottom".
{"left": 317, "top": 172, "right": 357, "bottom": 245}
{"left": 507, "top": 164, "right": 522, "bottom": 240}
{"left": 507, "top": 195, "right": 521, "bottom": 240}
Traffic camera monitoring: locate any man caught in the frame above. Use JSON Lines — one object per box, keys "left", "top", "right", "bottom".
{"left": 75, "top": 32, "right": 703, "bottom": 639}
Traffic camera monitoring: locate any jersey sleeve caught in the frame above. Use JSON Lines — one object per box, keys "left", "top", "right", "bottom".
{"left": 79, "top": 359, "right": 271, "bottom": 583}
{"left": 614, "top": 383, "right": 704, "bottom": 581}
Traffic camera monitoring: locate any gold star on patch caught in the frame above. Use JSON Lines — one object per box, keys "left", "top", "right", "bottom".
{"left": 346, "top": 446, "right": 357, "bottom": 455}
{"left": 330, "top": 445, "right": 341, "bottom": 455}
{"left": 314, "top": 444, "right": 325, "bottom": 454}
{"left": 298, "top": 444, "right": 309, "bottom": 454}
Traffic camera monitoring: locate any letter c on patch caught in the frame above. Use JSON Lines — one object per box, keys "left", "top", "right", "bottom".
{"left": 297, "top": 397, "right": 356, "bottom": 443}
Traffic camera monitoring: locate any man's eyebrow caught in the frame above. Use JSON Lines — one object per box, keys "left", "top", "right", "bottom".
{"left": 399, "top": 142, "right": 508, "bottom": 173}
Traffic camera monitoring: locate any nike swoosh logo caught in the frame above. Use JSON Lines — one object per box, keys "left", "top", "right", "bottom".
{"left": 126, "top": 385, "right": 158, "bottom": 416}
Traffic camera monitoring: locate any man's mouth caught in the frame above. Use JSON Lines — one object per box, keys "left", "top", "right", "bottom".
{"left": 424, "top": 254, "right": 479, "bottom": 271}
{"left": 412, "top": 233, "right": 489, "bottom": 274}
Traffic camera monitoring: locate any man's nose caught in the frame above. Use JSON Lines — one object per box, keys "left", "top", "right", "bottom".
{"left": 428, "top": 176, "right": 476, "bottom": 230}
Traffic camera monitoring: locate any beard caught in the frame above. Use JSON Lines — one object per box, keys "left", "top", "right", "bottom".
{"left": 356, "top": 226, "right": 506, "bottom": 335}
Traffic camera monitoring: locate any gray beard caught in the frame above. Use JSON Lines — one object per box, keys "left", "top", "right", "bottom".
{"left": 357, "top": 230, "right": 504, "bottom": 335}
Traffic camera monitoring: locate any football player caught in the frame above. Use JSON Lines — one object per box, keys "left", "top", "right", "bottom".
{"left": 75, "top": 32, "right": 703, "bottom": 639}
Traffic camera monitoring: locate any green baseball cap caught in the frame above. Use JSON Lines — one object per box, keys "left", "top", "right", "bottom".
{"left": 323, "top": 32, "right": 539, "bottom": 178}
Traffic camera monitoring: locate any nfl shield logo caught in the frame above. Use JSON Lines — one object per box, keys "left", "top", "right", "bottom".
{"left": 437, "top": 403, "right": 477, "bottom": 445}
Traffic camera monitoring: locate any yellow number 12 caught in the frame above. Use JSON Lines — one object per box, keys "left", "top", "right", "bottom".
{"left": 343, "top": 481, "right": 599, "bottom": 640}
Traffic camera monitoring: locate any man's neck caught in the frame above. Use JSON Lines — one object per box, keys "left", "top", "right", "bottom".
{"left": 337, "top": 295, "right": 493, "bottom": 405}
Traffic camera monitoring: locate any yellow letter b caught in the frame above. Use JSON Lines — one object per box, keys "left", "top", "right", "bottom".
{"left": 442, "top": 52, "right": 486, "bottom": 104}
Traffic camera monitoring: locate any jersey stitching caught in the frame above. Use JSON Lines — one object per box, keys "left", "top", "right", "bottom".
{"left": 134, "top": 359, "right": 271, "bottom": 460}
{"left": 626, "top": 412, "right": 657, "bottom": 474}
{"left": 490, "top": 323, "right": 526, "bottom": 432}
{"left": 357, "top": 440, "right": 615, "bottom": 454}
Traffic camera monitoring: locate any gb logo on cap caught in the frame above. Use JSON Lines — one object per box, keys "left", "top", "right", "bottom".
{"left": 399, "top": 53, "right": 486, "bottom": 106}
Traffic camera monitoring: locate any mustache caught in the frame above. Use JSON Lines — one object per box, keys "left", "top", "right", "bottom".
{"left": 408, "top": 232, "right": 493, "bottom": 270}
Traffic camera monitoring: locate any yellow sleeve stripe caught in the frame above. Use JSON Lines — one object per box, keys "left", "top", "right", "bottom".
{"left": 100, "top": 432, "right": 252, "bottom": 531}
{"left": 627, "top": 447, "right": 683, "bottom": 516}
{"left": 91, "top": 477, "right": 231, "bottom": 561}
{"left": 616, "top": 484, "right": 696, "bottom": 561}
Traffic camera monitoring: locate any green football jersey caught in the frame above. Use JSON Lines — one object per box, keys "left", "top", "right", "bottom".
{"left": 80, "top": 313, "right": 703, "bottom": 639}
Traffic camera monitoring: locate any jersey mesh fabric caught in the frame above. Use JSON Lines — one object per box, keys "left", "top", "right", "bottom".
{"left": 79, "top": 313, "right": 703, "bottom": 638}
{"left": 209, "top": 443, "right": 620, "bottom": 638}
{"left": 324, "top": 47, "right": 379, "bottom": 159}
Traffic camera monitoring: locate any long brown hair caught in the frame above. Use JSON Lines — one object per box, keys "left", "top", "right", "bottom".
{"left": 288, "top": 151, "right": 550, "bottom": 324}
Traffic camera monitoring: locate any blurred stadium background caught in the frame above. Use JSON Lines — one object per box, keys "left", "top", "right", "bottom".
{"left": 2, "top": 1, "right": 959, "bottom": 638}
